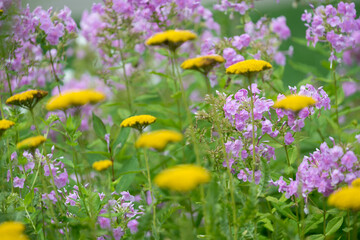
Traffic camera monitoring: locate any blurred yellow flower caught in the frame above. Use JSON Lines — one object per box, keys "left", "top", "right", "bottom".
{"left": 146, "top": 30, "right": 197, "bottom": 50}
{"left": 6, "top": 90, "right": 48, "bottom": 109}
{"left": 120, "top": 115, "right": 156, "bottom": 131}
{"left": 273, "top": 95, "right": 316, "bottom": 112}
{"left": 0, "top": 221, "right": 29, "bottom": 240}
{"left": 154, "top": 164, "right": 210, "bottom": 192}
{"left": 92, "top": 160, "right": 113, "bottom": 171}
{"left": 328, "top": 180, "right": 360, "bottom": 211}
{"left": 17, "top": 136, "right": 46, "bottom": 150}
{"left": 226, "top": 59, "right": 272, "bottom": 75}
{"left": 0, "top": 119, "right": 15, "bottom": 137}
{"left": 135, "top": 130, "right": 183, "bottom": 151}
{"left": 181, "top": 55, "right": 225, "bottom": 73}
{"left": 46, "top": 90, "right": 105, "bottom": 111}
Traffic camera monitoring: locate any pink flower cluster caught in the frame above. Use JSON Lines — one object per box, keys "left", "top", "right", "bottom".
{"left": 223, "top": 85, "right": 276, "bottom": 183}
{"left": 97, "top": 191, "right": 144, "bottom": 240}
{"left": 272, "top": 138, "right": 360, "bottom": 200}
{"left": 1, "top": 3, "right": 77, "bottom": 90}
{"left": 302, "top": 2, "right": 360, "bottom": 64}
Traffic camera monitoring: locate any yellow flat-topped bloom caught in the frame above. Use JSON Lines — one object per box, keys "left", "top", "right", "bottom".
{"left": 17, "top": 136, "right": 46, "bottom": 150}
{"left": 135, "top": 130, "right": 183, "bottom": 151}
{"left": 273, "top": 95, "right": 316, "bottom": 112}
{"left": 0, "top": 221, "right": 29, "bottom": 240}
{"left": 146, "top": 30, "right": 197, "bottom": 50}
{"left": 154, "top": 164, "right": 210, "bottom": 192}
{"left": 181, "top": 55, "right": 225, "bottom": 72}
{"left": 6, "top": 90, "right": 48, "bottom": 109}
{"left": 328, "top": 179, "right": 360, "bottom": 211}
{"left": 0, "top": 119, "right": 15, "bottom": 130}
{"left": 92, "top": 160, "right": 112, "bottom": 171}
{"left": 0, "top": 119, "right": 15, "bottom": 137}
{"left": 226, "top": 59, "right": 272, "bottom": 75}
{"left": 46, "top": 90, "right": 105, "bottom": 111}
{"left": 120, "top": 115, "right": 156, "bottom": 131}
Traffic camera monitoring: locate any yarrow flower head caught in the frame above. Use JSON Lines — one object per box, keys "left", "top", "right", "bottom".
{"left": 146, "top": 30, "right": 197, "bottom": 51}
{"left": 0, "top": 221, "right": 29, "bottom": 240}
{"left": 181, "top": 55, "right": 225, "bottom": 73}
{"left": 120, "top": 115, "right": 156, "bottom": 132}
{"left": 226, "top": 59, "right": 272, "bottom": 75}
{"left": 92, "top": 160, "right": 113, "bottom": 171}
{"left": 328, "top": 178, "right": 360, "bottom": 211}
{"left": 46, "top": 89, "right": 105, "bottom": 111}
{"left": 0, "top": 119, "right": 15, "bottom": 136}
{"left": 135, "top": 130, "right": 183, "bottom": 151}
{"left": 154, "top": 164, "right": 211, "bottom": 192}
{"left": 6, "top": 90, "right": 48, "bottom": 109}
{"left": 17, "top": 136, "right": 46, "bottom": 150}
{"left": 273, "top": 95, "right": 317, "bottom": 112}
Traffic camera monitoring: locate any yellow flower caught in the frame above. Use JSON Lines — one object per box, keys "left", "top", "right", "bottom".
{"left": 226, "top": 59, "right": 272, "bottom": 75}
{"left": 120, "top": 115, "right": 156, "bottom": 131}
{"left": 0, "top": 119, "right": 15, "bottom": 137}
{"left": 92, "top": 160, "right": 113, "bottom": 171}
{"left": 46, "top": 90, "right": 105, "bottom": 111}
{"left": 351, "top": 178, "right": 360, "bottom": 187}
{"left": 17, "top": 136, "right": 46, "bottom": 150}
{"left": 273, "top": 95, "right": 316, "bottom": 112}
{"left": 181, "top": 55, "right": 225, "bottom": 73}
{"left": 146, "top": 30, "right": 197, "bottom": 50}
{"left": 328, "top": 182, "right": 360, "bottom": 211}
{"left": 6, "top": 90, "right": 48, "bottom": 109}
{"left": 135, "top": 130, "right": 183, "bottom": 151}
{"left": 154, "top": 164, "right": 210, "bottom": 192}
{"left": 0, "top": 221, "right": 29, "bottom": 240}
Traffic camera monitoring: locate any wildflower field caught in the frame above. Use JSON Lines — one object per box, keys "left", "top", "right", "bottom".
{"left": 1, "top": 0, "right": 360, "bottom": 239}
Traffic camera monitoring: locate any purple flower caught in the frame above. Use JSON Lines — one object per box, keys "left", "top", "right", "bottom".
{"left": 113, "top": 227, "right": 124, "bottom": 240}
{"left": 284, "top": 132, "right": 294, "bottom": 145}
{"left": 98, "top": 217, "right": 111, "bottom": 229}
{"left": 127, "top": 219, "right": 138, "bottom": 234}
{"left": 54, "top": 169, "right": 68, "bottom": 188}
{"left": 13, "top": 177, "right": 25, "bottom": 188}
{"left": 232, "top": 34, "right": 251, "bottom": 50}
{"left": 271, "top": 16, "right": 291, "bottom": 40}
{"left": 341, "top": 151, "right": 357, "bottom": 169}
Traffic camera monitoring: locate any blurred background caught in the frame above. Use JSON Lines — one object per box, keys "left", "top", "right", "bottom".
{"left": 21, "top": 0, "right": 356, "bottom": 86}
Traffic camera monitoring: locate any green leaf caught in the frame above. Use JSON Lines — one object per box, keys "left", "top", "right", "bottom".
{"left": 60, "top": 158, "right": 75, "bottom": 168}
{"left": 307, "top": 234, "right": 325, "bottom": 240}
{"left": 92, "top": 113, "right": 107, "bottom": 140}
{"left": 111, "top": 125, "right": 131, "bottom": 157}
{"left": 325, "top": 216, "right": 343, "bottom": 236}
{"left": 24, "top": 192, "right": 34, "bottom": 207}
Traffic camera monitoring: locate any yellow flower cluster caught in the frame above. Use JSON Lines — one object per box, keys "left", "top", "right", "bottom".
{"left": 226, "top": 59, "right": 272, "bottom": 75}
{"left": 146, "top": 30, "right": 197, "bottom": 50}
{"left": 120, "top": 115, "right": 156, "bottom": 130}
{"left": 328, "top": 178, "right": 360, "bottom": 211}
{"left": 17, "top": 136, "right": 46, "bottom": 150}
{"left": 273, "top": 95, "right": 316, "bottom": 112}
{"left": 154, "top": 164, "right": 210, "bottom": 192}
{"left": 0, "top": 119, "right": 15, "bottom": 131}
{"left": 0, "top": 221, "right": 29, "bottom": 240}
{"left": 92, "top": 160, "right": 113, "bottom": 171}
{"left": 6, "top": 90, "right": 48, "bottom": 109}
{"left": 135, "top": 130, "right": 183, "bottom": 151}
{"left": 181, "top": 55, "right": 225, "bottom": 73}
{"left": 46, "top": 90, "right": 105, "bottom": 111}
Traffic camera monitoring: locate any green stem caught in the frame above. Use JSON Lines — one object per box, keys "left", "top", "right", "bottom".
{"left": 119, "top": 47, "right": 133, "bottom": 113}
{"left": 143, "top": 149, "right": 157, "bottom": 234}
{"left": 323, "top": 198, "right": 326, "bottom": 237}
{"left": 30, "top": 108, "right": 40, "bottom": 135}
{"left": 203, "top": 72, "right": 211, "bottom": 95}
{"left": 353, "top": 211, "right": 358, "bottom": 240}
{"left": 170, "top": 50, "right": 210, "bottom": 237}
{"left": 248, "top": 76, "right": 256, "bottom": 180}
{"left": 347, "top": 210, "right": 351, "bottom": 240}
{"left": 214, "top": 116, "right": 238, "bottom": 240}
